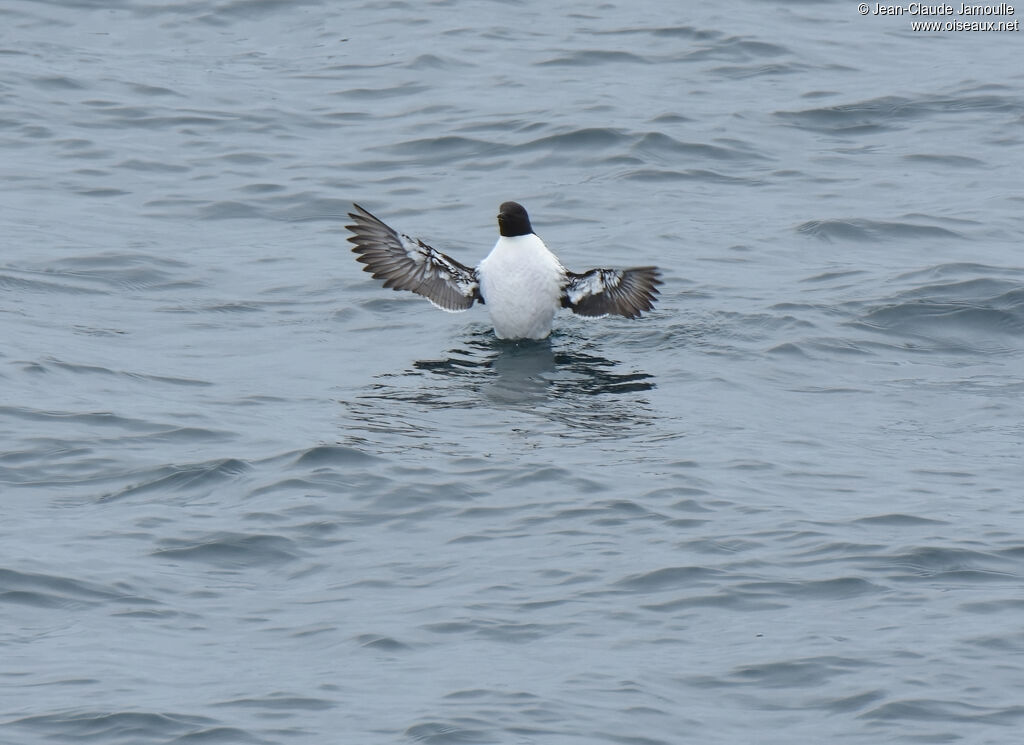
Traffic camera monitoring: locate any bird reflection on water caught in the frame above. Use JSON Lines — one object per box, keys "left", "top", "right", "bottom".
{"left": 343, "top": 329, "right": 657, "bottom": 449}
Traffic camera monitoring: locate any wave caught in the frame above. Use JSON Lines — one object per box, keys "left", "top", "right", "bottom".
{"left": 776, "top": 91, "right": 1023, "bottom": 133}
{"left": 796, "top": 218, "right": 962, "bottom": 242}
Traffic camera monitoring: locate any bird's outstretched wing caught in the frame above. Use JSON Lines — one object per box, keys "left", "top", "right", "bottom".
{"left": 346, "top": 204, "right": 482, "bottom": 312}
{"left": 562, "top": 267, "right": 662, "bottom": 319}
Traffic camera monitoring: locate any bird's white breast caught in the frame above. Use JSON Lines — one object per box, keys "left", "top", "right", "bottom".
{"left": 477, "top": 235, "right": 566, "bottom": 340}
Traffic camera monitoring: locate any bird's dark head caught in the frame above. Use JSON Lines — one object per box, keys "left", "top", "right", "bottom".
{"left": 497, "top": 201, "right": 533, "bottom": 237}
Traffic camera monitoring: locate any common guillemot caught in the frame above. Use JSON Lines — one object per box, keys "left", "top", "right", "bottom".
{"left": 346, "top": 202, "right": 662, "bottom": 340}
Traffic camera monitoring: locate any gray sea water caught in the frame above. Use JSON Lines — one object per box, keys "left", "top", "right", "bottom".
{"left": 3, "top": 1, "right": 1024, "bottom": 743}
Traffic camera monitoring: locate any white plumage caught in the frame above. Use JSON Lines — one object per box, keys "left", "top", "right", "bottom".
{"left": 477, "top": 233, "right": 567, "bottom": 340}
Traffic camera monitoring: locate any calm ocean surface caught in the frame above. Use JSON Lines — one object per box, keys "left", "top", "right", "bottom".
{"left": 2, "top": 1, "right": 1023, "bottom": 743}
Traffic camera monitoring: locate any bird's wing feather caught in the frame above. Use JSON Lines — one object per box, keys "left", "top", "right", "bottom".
{"left": 562, "top": 266, "right": 662, "bottom": 319}
{"left": 346, "top": 204, "right": 481, "bottom": 312}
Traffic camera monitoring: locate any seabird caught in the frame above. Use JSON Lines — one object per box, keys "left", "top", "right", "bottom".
{"left": 346, "top": 201, "right": 662, "bottom": 340}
